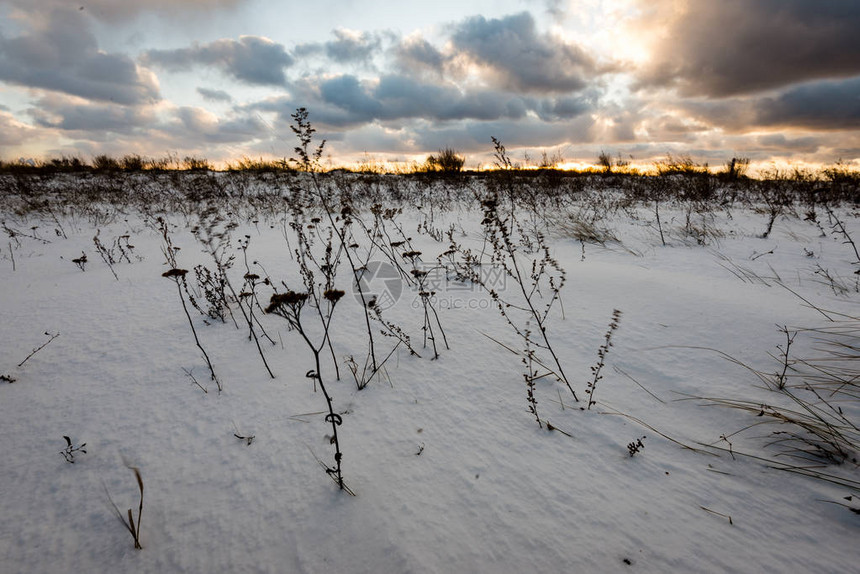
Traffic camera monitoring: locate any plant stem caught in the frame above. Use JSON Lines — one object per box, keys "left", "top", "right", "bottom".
{"left": 174, "top": 280, "right": 221, "bottom": 392}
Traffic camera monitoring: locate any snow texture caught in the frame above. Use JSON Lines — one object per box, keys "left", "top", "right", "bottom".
{"left": 1, "top": 177, "right": 858, "bottom": 573}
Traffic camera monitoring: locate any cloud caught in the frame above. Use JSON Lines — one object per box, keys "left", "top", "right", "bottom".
{"left": 143, "top": 36, "right": 293, "bottom": 86}
{"left": 752, "top": 77, "right": 860, "bottom": 130}
{"left": 534, "top": 94, "right": 597, "bottom": 121}
{"left": 316, "top": 75, "right": 383, "bottom": 120}
{"left": 197, "top": 87, "right": 233, "bottom": 103}
{"left": 0, "top": 7, "right": 160, "bottom": 105}
{"left": 26, "top": 94, "right": 157, "bottom": 134}
{"left": 252, "top": 73, "right": 596, "bottom": 130}
{"left": 168, "top": 106, "right": 267, "bottom": 143}
{"left": 6, "top": 1, "right": 247, "bottom": 23}
{"left": 294, "top": 29, "right": 386, "bottom": 65}
{"left": 673, "top": 76, "right": 860, "bottom": 134}
{"left": 392, "top": 34, "right": 446, "bottom": 76}
{"left": 369, "top": 75, "right": 526, "bottom": 121}
{"left": 325, "top": 29, "right": 383, "bottom": 64}
{"left": 450, "top": 12, "right": 596, "bottom": 93}
{"left": 338, "top": 124, "right": 420, "bottom": 155}
{"left": 306, "top": 114, "right": 596, "bottom": 162}
{"left": 0, "top": 108, "right": 40, "bottom": 146}
{"left": 755, "top": 134, "right": 821, "bottom": 154}
{"left": 413, "top": 116, "right": 594, "bottom": 154}
{"left": 636, "top": 0, "right": 860, "bottom": 97}
{"left": 543, "top": 0, "right": 567, "bottom": 19}
{"left": 18, "top": 90, "right": 265, "bottom": 148}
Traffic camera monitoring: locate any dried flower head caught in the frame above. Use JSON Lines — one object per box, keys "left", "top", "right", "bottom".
{"left": 265, "top": 291, "right": 308, "bottom": 313}
{"left": 162, "top": 268, "right": 188, "bottom": 278}
{"left": 324, "top": 289, "right": 345, "bottom": 302}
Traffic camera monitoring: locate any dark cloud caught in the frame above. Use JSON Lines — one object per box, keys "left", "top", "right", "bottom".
{"left": 675, "top": 76, "right": 860, "bottom": 133}
{"left": 0, "top": 7, "right": 160, "bottom": 105}
{"left": 318, "top": 75, "right": 382, "bottom": 119}
{"left": 753, "top": 77, "right": 860, "bottom": 130}
{"left": 450, "top": 12, "right": 595, "bottom": 93}
{"left": 756, "top": 134, "right": 821, "bottom": 154}
{"left": 533, "top": 94, "right": 596, "bottom": 121}
{"left": 144, "top": 36, "right": 293, "bottom": 86}
{"left": 197, "top": 87, "right": 233, "bottom": 103}
{"left": 637, "top": 0, "right": 860, "bottom": 97}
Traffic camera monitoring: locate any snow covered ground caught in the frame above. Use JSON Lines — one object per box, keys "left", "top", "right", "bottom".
{"left": 1, "top": 175, "right": 858, "bottom": 573}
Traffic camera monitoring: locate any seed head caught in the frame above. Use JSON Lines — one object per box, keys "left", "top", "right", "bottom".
{"left": 324, "top": 289, "right": 345, "bottom": 302}
{"left": 162, "top": 268, "right": 188, "bottom": 278}
{"left": 265, "top": 291, "right": 308, "bottom": 313}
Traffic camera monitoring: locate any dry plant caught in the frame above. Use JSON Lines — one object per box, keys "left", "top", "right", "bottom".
{"left": 71, "top": 251, "right": 87, "bottom": 271}
{"left": 825, "top": 206, "right": 860, "bottom": 265}
{"left": 678, "top": 202, "right": 724, "bottom": 246}
{"left": 424, "top": 148, "right": 465, "bottom": 174}
{"left": 237, "top": 235, "right": 275, "bottom": 378}
{"left": 755, "top": 175, "right": 795, "bottom": 239}
{"left": 521, "top": 329, "right": 546, "bottom": 427}
{"left": 712, "top": 250, "right": 779, "bottom": 287}
{"left": 404, "top": 252, "right": 448, "bottom": 359}
{"left": 59, "top": 435, "right": 86, "bottom": 463}
{"left": 290, "top": 108, "right": 382, "bottom": 388}
{"left": 17, "top": 331, "right": 60, "bottom": 367}
{"left": 689, "top": 322, "right": 860, "bottom": 467}
{"left": 627, "top": 436, "right": 646, "bottom": 457}
{"left": 104, "top": 465, "right": 144, "bottom": 550}
{"left": 159, "top": 218, "right": 221, "bottom": 392}
{"left": 266, "top": 288, "right": 352, "bottom": 494}
{"left": 555, "top": 215, "right": 619, "bottom": 246}
{"left": 344, "top": 202, "right": 422, "bottom": 387}
{"left": 92, "top": 229, "right": 136, "bottom": 280}
{"left": 189, "top": 211, "right": 240, "bottom": 327}
{"left": 586, "top": 309, "right": 623, "bottom": 410}
{"left": 265, "top": 208, "right": 353, "bottom": 492}
{"left": 449, "top": 138, "right": 575, "bottom": 402}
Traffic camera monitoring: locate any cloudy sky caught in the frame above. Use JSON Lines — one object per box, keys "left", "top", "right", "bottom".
{"left": 1, "top": 0, "right": 858, "bottom": 169}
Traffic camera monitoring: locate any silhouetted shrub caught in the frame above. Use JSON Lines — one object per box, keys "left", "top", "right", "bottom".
{"left": 425, "top": 148, "right": 465, "bottom": 173}
{"left": 92, "top": 155, "right": 121, "bottom": 172}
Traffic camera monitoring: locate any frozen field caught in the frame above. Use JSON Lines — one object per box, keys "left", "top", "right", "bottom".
{"left": 1, "top": 173, "right": 858, "bottom": 573}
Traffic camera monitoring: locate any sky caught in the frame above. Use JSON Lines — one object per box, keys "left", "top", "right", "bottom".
{"left": 1, "top": 0, "right": 859, "bottom": 170}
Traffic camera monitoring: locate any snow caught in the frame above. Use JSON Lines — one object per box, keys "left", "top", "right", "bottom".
{"left": 1, "top": 174, "right": 858, "bottom": 573}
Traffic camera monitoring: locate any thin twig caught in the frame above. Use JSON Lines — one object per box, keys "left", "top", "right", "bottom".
{"left": 18, "top": 331, "right": 60, "bottom": 367}
{"left": 700, "top": 506, "right": 733, "bottom": 525}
